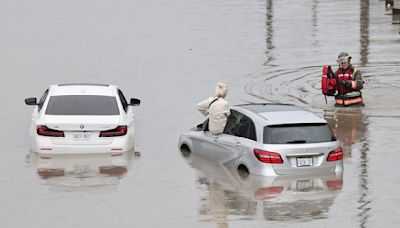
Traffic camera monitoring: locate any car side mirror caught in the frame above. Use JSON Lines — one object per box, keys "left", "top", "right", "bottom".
{"left": 25, "top": 97, "right": 37, "bottom": 106}
{"left": 129, "top": 98, "right": 141, "bottom": 106}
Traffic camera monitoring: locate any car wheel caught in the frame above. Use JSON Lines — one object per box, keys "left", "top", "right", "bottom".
{"left": 180, "top": 144, "right": 191, "bottom": 157}
{"left": 238, "top": 164, "right": 249, "bottom": 178}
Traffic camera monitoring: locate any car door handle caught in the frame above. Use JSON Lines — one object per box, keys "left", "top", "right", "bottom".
{"left": 213, "top": 136, "right": 219, "bottom": 142}
{"left": 235, "top": 142, "right": 241, "bottom": 147}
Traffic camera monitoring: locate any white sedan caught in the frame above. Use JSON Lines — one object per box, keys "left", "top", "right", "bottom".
{"left": 25, "top": 83, "right": 140, "bottom": 154}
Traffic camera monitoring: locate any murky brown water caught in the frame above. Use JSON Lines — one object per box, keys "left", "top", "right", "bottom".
{"left": 1, "top": 0, "right": 399, "bottom": 227}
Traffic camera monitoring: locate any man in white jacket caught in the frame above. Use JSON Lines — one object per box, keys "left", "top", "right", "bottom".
{"left": 196, "top": 82, "right": 231, "bottom": 134}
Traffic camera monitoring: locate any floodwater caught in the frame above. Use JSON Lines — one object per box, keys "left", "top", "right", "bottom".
{"left": 1, "top": 0, "right": 399, "bottom": 227}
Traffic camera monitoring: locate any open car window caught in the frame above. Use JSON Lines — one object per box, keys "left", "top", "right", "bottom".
{"left": 223, "top": 111, "right": 239, "bottom": 135}
{"left": 224, "top": 110, "right": 257, "bottom": 141}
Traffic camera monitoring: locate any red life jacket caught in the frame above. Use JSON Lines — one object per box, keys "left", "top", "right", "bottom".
{"left": 336, "top": 66, "right": 355, "bottom": 95}
{"left": 321, "top": 65, "right": 337, "bottom": 96}
{"left": 334, "top": 66, "right": 363, "bottom": 106}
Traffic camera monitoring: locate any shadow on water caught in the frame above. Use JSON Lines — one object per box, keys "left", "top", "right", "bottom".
{"left": 27, "top": 150, "right": 140, "bottom": 191}
{"left": 180, "top": 150, "right": 343, "bottom": 224}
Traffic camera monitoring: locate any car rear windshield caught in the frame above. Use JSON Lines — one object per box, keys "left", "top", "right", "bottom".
{"left": 263, "top": 123, "right": 336, "bottom": 144}
{"left": 45, "top": 95, "right": 120, "bottom": 115}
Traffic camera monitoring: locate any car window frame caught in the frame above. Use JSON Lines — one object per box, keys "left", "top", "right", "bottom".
{"left": 224, "top": 110, "right": 257, "bottom": 141}
{"left": 117, "top": 89, "right": 129, "bottom": 113}
{"left": 38, "top": 89, "right": 49, "bottom": 112}
{"left": 223, "top": 110, "right": 240, "bottom": 136}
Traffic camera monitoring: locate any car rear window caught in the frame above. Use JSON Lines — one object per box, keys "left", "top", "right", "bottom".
{"left": 263, "top": 123, "right": 336, "bottom": 144}
{"left": 45, "top": 95, "right": 120, "bottom": 115}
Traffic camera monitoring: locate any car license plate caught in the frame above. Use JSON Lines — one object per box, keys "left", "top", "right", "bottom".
{"left": 73, "top": 132, "right": 91, "bottom": 141}
{"left": 296, "top": 157, "right": 313, "bottom": 167}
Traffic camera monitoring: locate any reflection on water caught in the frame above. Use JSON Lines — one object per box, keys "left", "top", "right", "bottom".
{"left": 358, "top": 129, "right": 370, "bottom": 228}
{"left": 243, "top": 62, "right": 400, "bottom": 110}
{"left": 264, "top": 0, "right": 274, "bottom": 65}
{"left": 324, "top": 108, "right": 367, "bottom": 156}
{"left": 28, "top": 150, "right": 138, "bottom": 191}
{"left": 323, "top": 108, "right": 370, "bottom": 227}
{"left": 182, "top": 151, "right": 343, "bottom": 225}
{"left": 360, "top": 0, "right": 370, "bottom": 66}
{"left": 311, "top": 0, "right": 318, "bottom": 45}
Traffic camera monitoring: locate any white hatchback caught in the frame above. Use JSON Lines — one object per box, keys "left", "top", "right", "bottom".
{"left": 25, "top": 84, "right": 140, "bottom": 154}
{"left": 179, "top": 103, "right": 343, "bottom": 176}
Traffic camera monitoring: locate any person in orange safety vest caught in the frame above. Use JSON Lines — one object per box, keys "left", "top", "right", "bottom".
{"left": 334, "top": 52, "right": 364, "bottom": 107}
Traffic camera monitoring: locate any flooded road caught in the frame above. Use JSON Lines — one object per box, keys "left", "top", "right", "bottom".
{"left": 1, "top": 0, "right": 399, "bottom": 227}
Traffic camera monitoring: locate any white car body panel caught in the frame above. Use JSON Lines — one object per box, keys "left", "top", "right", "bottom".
{"left": 44, "top": 115, "right": 121, "bottom": 131}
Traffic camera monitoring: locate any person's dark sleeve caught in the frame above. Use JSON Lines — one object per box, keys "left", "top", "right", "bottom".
{"left": 352, "top": 68, "right": 363, "bottom": 90}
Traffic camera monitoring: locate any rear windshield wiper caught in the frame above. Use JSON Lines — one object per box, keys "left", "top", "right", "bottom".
{"left": 285, "top": 140, "right": 307, "bottom": 144}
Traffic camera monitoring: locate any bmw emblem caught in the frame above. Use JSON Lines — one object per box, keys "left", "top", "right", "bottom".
{"left": 80, "top": 124, "right": 85, "bottom": 129}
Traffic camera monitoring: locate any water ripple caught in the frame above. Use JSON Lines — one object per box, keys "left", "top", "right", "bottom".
{"left": 243, "top": 62, "right": 400, "bottom": 118}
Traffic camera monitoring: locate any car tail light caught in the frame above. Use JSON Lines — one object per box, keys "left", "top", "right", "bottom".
{"left": 37, "top": 125, "right": 64, "bottom": 137}
{"left": 254, "top": 149, "right": 283, "bottom": 164}
{"left": 327, "top": 147, "right": 343, "bottom": 161}
{"left": 99, "top": 126, "right": 127, "bottom": 137}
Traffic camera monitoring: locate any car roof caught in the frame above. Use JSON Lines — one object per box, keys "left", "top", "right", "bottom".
{"left": 48, "top": 84, "right": 117, "bottom": 96}
{"left": 233, "top": 103, "right": 326, "bottom": 125}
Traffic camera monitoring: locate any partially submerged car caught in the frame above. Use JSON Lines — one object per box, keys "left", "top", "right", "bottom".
{"left": 179, "top": 103, "right": 343, "bottom": 176}
{"left": 25, "top": 83, "right": 140, "bottom": 154}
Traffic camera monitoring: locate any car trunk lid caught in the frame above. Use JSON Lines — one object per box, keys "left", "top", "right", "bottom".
{"left": 263, "top": 142, "right": 341, "bottom": 175}
{"left": 43, "top": 115, "right": 121, "bottom": 145}
{"left": 44, "top": 115, "right": 120, "bottom": 131}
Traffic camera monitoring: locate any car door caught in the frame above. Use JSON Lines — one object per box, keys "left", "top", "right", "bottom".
{"left": 211, "top": 110, "right": 245, "bottom": 165}
{"left": 230, "top": 112, "right": 259, "bottom": 164}
{"left": 192, "top": 111, "right": 241, "bottom": 164}
{"left": 195, "top": 131, "right": 229, "bottom": 163}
